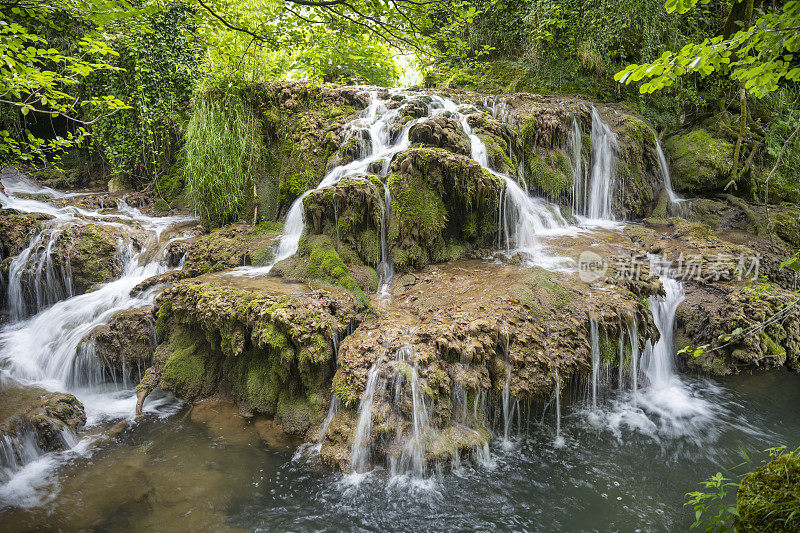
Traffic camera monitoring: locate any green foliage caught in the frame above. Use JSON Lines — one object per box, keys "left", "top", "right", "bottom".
{"left": 617, "top": 1, "right": 800, "bottom": 98}
{"left": 0, "top": 0, "right": 131, "bottom": 167}
{"left": 90, "top": 1, "right": 199, "bottom": 184}
{"left": 184, "top": 92, "right": 263, "bottom": 227}
{"left": 685, "top": 472, "right": 741, "bottom": 532}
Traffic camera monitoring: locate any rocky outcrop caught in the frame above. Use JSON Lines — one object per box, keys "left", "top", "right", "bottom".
{"left": 83, "top": 307, "right": 157, "bottom": 381}
{"left": 138, "top": 275, "right": 362, "bottom": 439}
{"left": 320, "top": 259, "right": 658, "bottom": 470}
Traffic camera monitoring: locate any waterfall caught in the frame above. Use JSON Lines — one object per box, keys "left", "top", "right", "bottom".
{"left": 590, "top": 319, "right": 600, "bottom": 408}
{"left": 315, "top": 395, "right": 340, "bottom": 454}
{"left": 240, "top": 90, "right": 424, "bottom": 276}
{"left": 0, "top": 174, "right": 193, "bottom": 497}
{"left": 628, "top": 315, "right": 640, "bottom": 399}
{"left": 654, "top": 134, "right": 686, "bottom": 206}
{"left": 642, "top": 274, "right": 685, "bottom": 389}
{"left": 573, "top": 108, "right": 617, "bottom": 223}
{"left": 554, "top": 368, "right": 564, "bottom": 447}
{"left": 570, "top": 117, "right": 586, "bottom": 215}
{"left": 350, "top": 361, "right": 383, "bottom": 474}
{"left": 500, "top": 331, "right": 516, "bottom": 448}
{"left": 377, "top": 183, "right": 395, "bottom": 296}
{"left": 439, "top": 97, "right": 571, "bottom": 268}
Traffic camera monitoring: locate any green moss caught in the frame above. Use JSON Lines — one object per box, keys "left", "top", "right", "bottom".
{"left": 736, "top": 450, "right": 800, "bottom": 532}
{"left": 663, "top": 129, "right": 734, "bottom": 194}
{"left": 159, "top": 327, "right": 218, "bottom": 400}
{"left": 526, "top": 148, "right": 572, "bottom": 199}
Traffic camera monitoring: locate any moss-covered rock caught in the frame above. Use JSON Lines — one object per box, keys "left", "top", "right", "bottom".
{"left": 409, "top": 116, "right": 470, "bottom": 156}
{"left": 142, "top": 275, "right": 362, "bottom": 438}
{"left": 387, "top": 147, "right": 502, "bottom": 270}
{"left": 663, "top": 128, "right": 734, "bottom": 195}
{"left": 180, "top": 222, "right": 282, "bottom": 278}
{"left": 736, "top": 450, "right": 800, "bottom": 532}
{"left": 0, "top": 386, "right": 86, "bottom": 456}
{"left": 82, "top": 307, "right": 156, "bottom": 382}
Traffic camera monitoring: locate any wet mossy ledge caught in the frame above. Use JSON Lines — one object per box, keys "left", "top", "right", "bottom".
{"left": 137, "top": 277, "right": 362, "bottom": 438}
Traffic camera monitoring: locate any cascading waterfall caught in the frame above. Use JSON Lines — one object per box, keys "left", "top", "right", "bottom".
{"left": 241, "top": 90, "right": 425, "bottom": 276}
{"left": 572, "top": 108, "right": 617, "bottom": 223}
{"left": 642, "top": 272, "right": 685, "bottom": 389}
{"left": 554, "top": 368, "right": 564, "bottom": 447}
{"left": 570, "top": 117, "right": 587, "bottom": 216}
{"left": 350, "top": 361, "right": 383, "bottom": 475}
{"left": 0, "top": 176, "right": 193, "bottom": 501}
{"left": 500, "top": 331, "right": 516, "bottom": 448}
{"left": 628, "top": 315, "right": 640, "bottom": 400}
{"left": 377, "top": 183, "right": 395, "bottom": 296}
{"left": 7, "top": 227, "right": 73, "bottom": 321}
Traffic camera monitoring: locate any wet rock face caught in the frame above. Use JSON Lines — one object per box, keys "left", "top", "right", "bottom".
{"left": 141, "top": 276, "right": 362, "bottom": 438}
{"left": 84, "top": 307, "right": 157, "bottom": 380}
{"left": 409, "top": 116, "right": 471, "bottom": 156}
{"left": 0, "top": 386, "right": 86, "bottom": 456}
{"left": 319, "top": 259, "right": 658, "bottom": 471}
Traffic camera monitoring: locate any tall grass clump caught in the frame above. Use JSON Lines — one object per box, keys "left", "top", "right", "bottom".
{"left": 184, "top": 93, "right": 263, "bottom": 227}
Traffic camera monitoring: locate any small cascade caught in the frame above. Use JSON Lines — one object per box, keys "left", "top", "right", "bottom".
{"left": 574, "top": 108, "right": 617, "bottom": 223}
{"left": 628, "top": 315, "right": 640, "bottom": 399}
{"left": 570, "top": 117, "right": 587, "bottom": 216}
{"left": 246, "top": 90, "right": 425, "bottom": 275}
{"left": 554, "top": 368, "right": 564, "bottom": 447}
{"left": 0, "top": 173, "right": 193, "bottom": 496}
{"left": 377, "top": 183, "right": 395, "bottom": 296}
{"left": 590, "top": 318, "right": 600, "bottom": 408}
{"left": 315, "top": 395, "right": 340, "bottom": 454}
{"left": 388, "top": 345, "right": 432, "bottom": 478}
{"left": 350, "top": 361, "right": 383, "bottom": 474}
{"left": 642, "top": 273, "right": 685, "bottom": 389}
{"left": 654, "top": 134, "right": 686, "bottom": 208}
{"left": 7, "top": 227, "right": 74, "bottom": 321}
{"left": 500, "top": 332, "right": 515, "bottom": 448}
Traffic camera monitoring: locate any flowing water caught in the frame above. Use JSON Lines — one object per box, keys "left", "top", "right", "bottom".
{"left": 654, "top": 134, "right": 688, "bottom": 211}
{"left": 0, "top": 172, "right": 194, "bottom": 504}
{"left": 1, "top": 93, "right": 798, "bottom": 530}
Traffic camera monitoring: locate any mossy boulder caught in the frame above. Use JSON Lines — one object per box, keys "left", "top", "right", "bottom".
{"left": 0, "top": 386, "right": 86, "bottom": 456}
{"left": 770, "top": 207, "right": 800, "bottom": 248}
{"left": 301, "top": 176, "right": 384, "bottom": 268}
{"left": 82, "top": 307, "right": 157, "bottom": 382}
{"left": 180, "top": 222, "right": 282, "bottom": 278}
{"left": 736, "top": 450, "right": 800, "bottom": 532}
{"left": 663, "top": 129, "right": 734, "bottom": 195}
{"left": 387, "top": 147, "right": 502, "bottom": 270}
{"left": 408, "top": 116, "right": 470, "bottom": 156}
